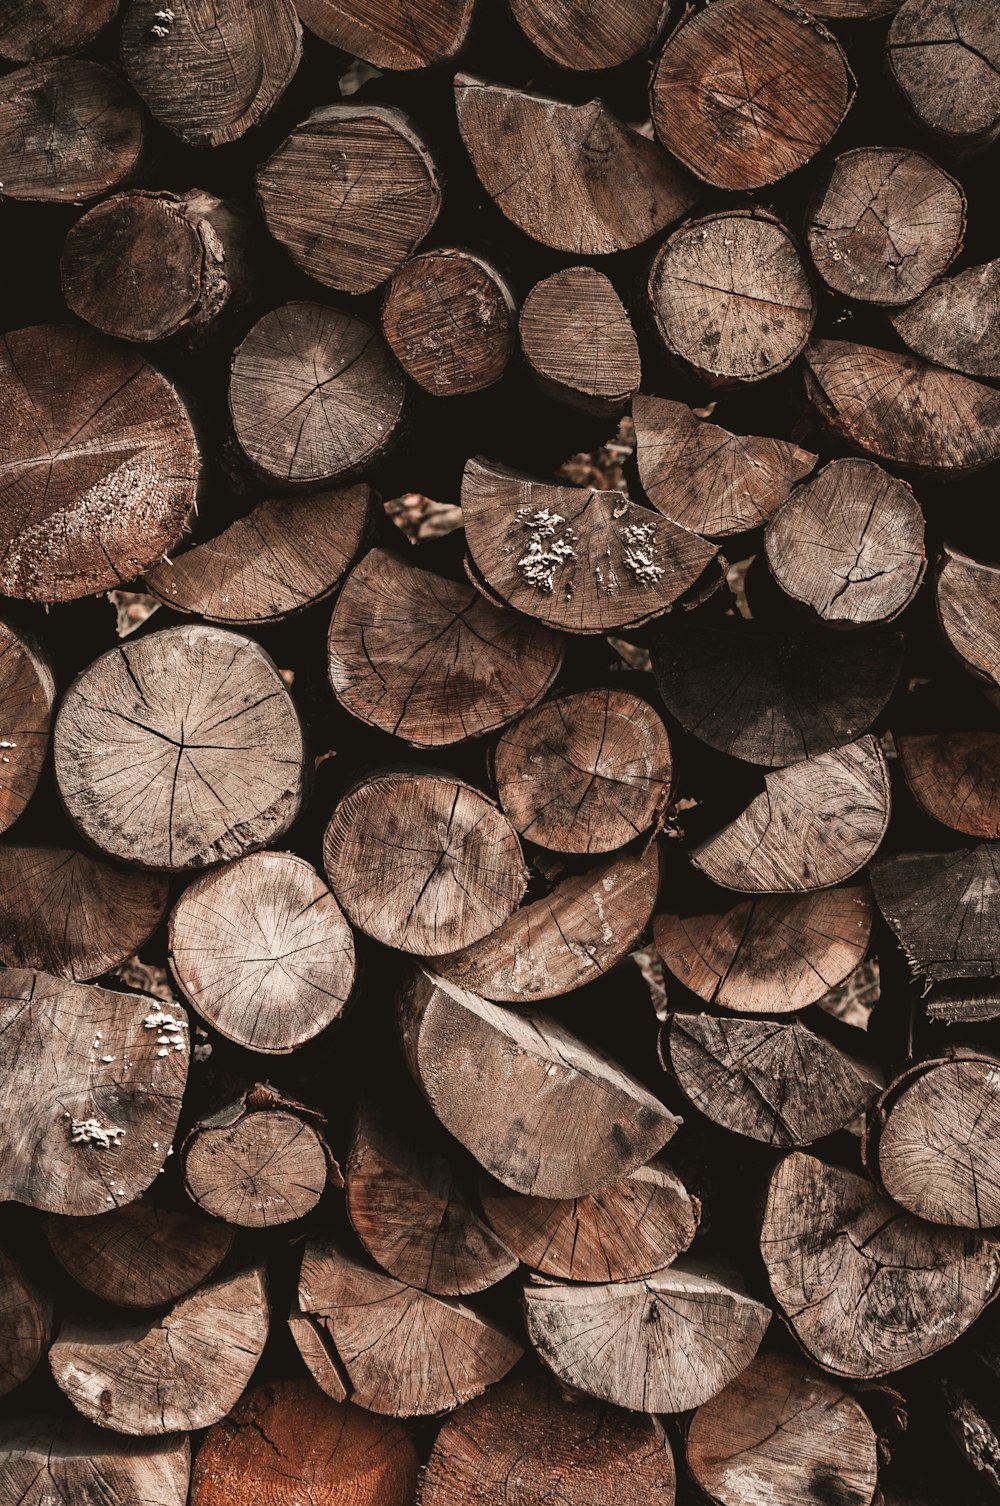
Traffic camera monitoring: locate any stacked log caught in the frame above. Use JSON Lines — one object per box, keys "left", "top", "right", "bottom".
{"left": 1, "top": 2, "right": 1000, "bottom": 1505}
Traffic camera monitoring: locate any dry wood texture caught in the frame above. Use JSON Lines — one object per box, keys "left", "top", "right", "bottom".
{"left": 891, "top": 259, "right": 1000, "bottom": 376}
{"left": 520, "top": 267, "right": 640, "bottom": 411}
{"left": 291, "top": 0, "right": 474, "bottom": 67}
{"left": 0, "top": 0, "right": 119, "bottom": 60}
{"left": 0, "top": 1248, "right": 52, "bottom": 1397}
{"left": 382, "top": 249, "right": 516, "bottom": 396}
{"left": 0, "top": 620, "right": 54, "bottom": 832}
{"left": 0, "top": 60, "right": 143, "bottom": 201}
{"left": 509, "top": 0, "right": 668, "bottom": 69}
{"left": 46, "top": 1203, "right": 234, "bottom": 1307}
{"left": 888, "top": 0, "right": 1000, "bottom": 148}
{"left": 0, "top": 1423, "right": 190, "bottom": 1506}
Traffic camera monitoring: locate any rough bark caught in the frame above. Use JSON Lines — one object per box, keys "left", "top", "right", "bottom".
{"left": 345, "top": 1102, "right": 518, "bottom": 1295}
{"left": 650, "top": 0, "right": 854, "bottom": 189}
{"left": 398, "top": 967, "right": 679, "bottom": 1198}
{"left": 509, "top": 0, "right": 668, "bottom": 68}
{"left": 0, "top": 60, "right": 143, "bottom": 202}
{"left": 888, "top": 0, "right": 1000, "bottom": 149}
{"left": 0, "top": 1248, "right": 52, "bottom": 1397}
{"left": 649, "top": 211, "right": 815, "bottom": 385}
{"left": 168, "top": 851, "right": 354, "bottom": 1053}
{"left": 0, "top": 846, "right": 167, "bottom": 981}
{"left": 871, "top": 845, "right": 1000, "bottom": 986}
{"left": 461, "top": 458, "right": 717, "bottom": 634}
{"left": 190, "top": 1379, "right": 420, "bottom": 1506}
{"left": 0, "top": 0, "right": 118, "bottom": 60}
{"left": 257, "top": 105, "right": 441, "bottom": 294}
{"left": 665, "top": 1012, "right": 881, "bottom": 1146}
{"left": 632, "top": 393, "right": 816, "bottom": 538}
{"left": 455, "top": 75, "right": 696, "bottom": 254}
{"left": 431, "top": 845, "right": 661, "bottom": 1002}
{"left": 120, "top": 0, "right": 302, "bottom": 148}
{"left": 764, "top": 459, "right": 926, "bottom": 626}
{"left": 493, "top": 688, "right": 670, "bottom": 853}
{"left": 871, "top": 1053, "right": 1000, "bottom": 1229}
{"left": 686, "top": 1351, "right": 879, "bottom": 1506}
{"left": 49, "top": 1266, "right": 269, "bottom": 1434}
{"left": 936, "top": 545, "right": 1000, "bottom": 694}
{"left": 651, "top": 617, "right": 903, "bottom": 766}
{"left": 803, "top": 339, "right": 1000, "bottom": 473}
{"left": 691, "top": 738, "right": 891, "bottom": 893}
{"left": 298, "top": 1239, "right": 522, "bottom": 1417}
{"left": 761, "top": 1152, "right": 1000, "bottom": 1377}
{"left": 229, "top": 302, "right": 404, "bottom": 486}
{"left": 327, "top": 548, "right": 564, "bottom": 747}
{"left": 654, "top": 888, "right": 873, "bottom": 1014}
{"left": 54, "top": 625, "right": 306, "bottom": 871}
{"left": 146, "top": 483, "right": 370, "bottom": 623}
{"left": 46, "top": 1202, "right": 234, "bottom": 1308}
{"left": 519, "top": 268, "right": 641, "bottom": 411}
{"left": 479, "top": 1159, "right": 698, "bottom": 1282}
{"left": 0, "top": 324, "right": 199, "bottom": 603}
{"left": 524, "top": 1261, "right": 770, "bottom": 1412}
{"left": 422, "top": 1374, "right": 677, "bottom": 1506}
{"left": 0, "top": 1422, "right": 189, "bottom": 1506}
{"left": 896, "top": 732, "right": 1000, "bottom": 837}
{"left": 0, "top": 620, "right": 54, "bottom": 835}
{"left": 807, "top": 148, "right": 965, "bottom": 305}
{"left": 291, "top": 0, "right": 474, "bottom": 68}
{"left": 0, "top": 970, "right": 187, "bottom": 1216}
{"left": 323, "top": 771, "right": 526, "bottom": 955}
{"left": 891, "top": 259, "right": 1000, "bottom": 377}
{"left": 382, "top": 248, "right": 516, "bottom": 396}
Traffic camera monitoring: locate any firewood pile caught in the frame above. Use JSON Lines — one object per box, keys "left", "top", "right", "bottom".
{"left": 2, "top": 0, "right": 1000, "bottom": 1502}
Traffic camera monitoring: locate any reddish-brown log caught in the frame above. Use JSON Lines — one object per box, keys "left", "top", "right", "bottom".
{"left": 509, "top": 0, "right": 669, "bottom": 69}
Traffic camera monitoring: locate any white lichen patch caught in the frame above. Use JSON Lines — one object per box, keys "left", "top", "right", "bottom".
{"left": 71, "top": 1118, "right": 125, "bottom": 1149}
{"left": 621, "top": 521, "right": 664, "bottom": 586}
{"left": 143, "top": 1008, "right": 188, "bottom": 1052}
{"left": 516, "top": 507, "right": 578, "bottom": 593}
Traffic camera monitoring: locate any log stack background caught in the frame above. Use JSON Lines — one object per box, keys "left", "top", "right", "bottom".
{"left": 2, "top": 0, "right": 1000, "bottom": 1503}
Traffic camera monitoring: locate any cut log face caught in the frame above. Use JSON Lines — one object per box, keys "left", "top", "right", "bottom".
{"left": 650, "top": 0, "right": 854, "bottom": 190}
{"left": 0, "top": 1248, "right": 52, "bottom": 1396}
{"left": 54, "top": 626, "right": 306, "bottom": 871}
{"left": 0, "top": 325, "right": 199, "bottom": 603}
{"left": 0, "top": 846, "right": 168, "bottom": 981}
{"left": 0, "top": 60, "right": 143, "bottom": 202}
{"left": 169, "top": 851, "right": 355, "bottom": 1054}
{"left": 519, "top": 268, "right": 640, "bottom": 410}
{"left": 121, "top": 0, "right": 302, "bottom": 148}
{"left": 299, "top": 1239, "right": 523, "bottom": 1417}
{"left": 398, "top": 968, "right": 680, "bottom": 1198}
{"left": 888, "top": 0, "right": 1000, "bottom": 148}
{"left": 874, "top": 1054, "right": 1000, "bottom": 1229}
{"left": 147, "top": 484, "right": 370, "bottom": 624}
{"left": 936, "top": 545, "right": 1000, "bottom": 691}
{"left": 323, "top": 772, "right": 526, "bottom": 955}
{"left": 479, "top": 1159, "right": 698, "bottom": 1282}
{"left": 0, "top": 0, "right": 118, "bottom": 61}
{"left": 46, "top": 1203, "right": 234, "bottom": 1308}
{"left": 494, "top": 689, "right": 670, "bottom": 853}
{"left": 807, "top": 148, "right": 965, "bottom": 306}
{"left": 346, "top": 1104, "right": 518, "bottom": 1295}
{"left": 651, "top": 618, "right": 903, "bottom": 766}
{"left": 50, "top": 1266, "right": 270, "bottom": 1434}
{"left": 287, "top": 1302, "right": 349, "bottom": 1402}
{"left": 183, "top": 1096, "right": 331, "bottom": 1227}
{"left": 382, "top": 249, "right": 516, "bottom": 397}
{"left": 654, "top": 888, "right": 873, "bottom": 1014}
{"left": 257, "top": 106, "right": 441, "bottom": 295}
{"left": 0, "top": 621, "right": 54, "bottom": 834}
{"left": 803, "top": 340, "right": 1000, "bottom": 473}
{"left": 891, "top": 260, "right": 1000, "bottom": 378}
{"left": 291, "top": 0, "right": 474, "bottom": 68}
{"left": 327, "top": 548, "right": 564, "bottom": 748}
{"left": 61, "top": 190, "right": 251, "bottom": 345}
{"left": 455, "top": 75, "right": 696, "bottom": 255}
{"left": 431, "top": 845, "right": 662, "bottom": 1002}
{"left": 0, "top": 969, "right": 187, "bottom": 1216}
{"left": 649, "top": 211, "right": 815, "bottom": 385}
{"left": 229, "top": 303, "right": 404, "bottom": 486}
{"left": 510, "top": 0, "right": 668, "bottom": 68}
{"left": 761, "top": 1152, "right": 1000, "bottom": 1377}
{"left": 692, "top": 738, "right": 891, "bottom": 893}
{"left": 666, "top": 1013, "right": 881, "bottom": 1146}
{"left": 896, "top": 732, "right": 1000, "bottom": 837}
{"left": 871, "top": 845, "right": 1000, "bottom": 984}
{"left": 807, "top": 0, "right": 901, "bottom": 11}
{"left": 524, "top": 1261, "right": 770, "bottom": 1412}
{"left": 686, "top": 1351, "right": 879, "bottom": 1506}
{"left": 765, "top": 459, "right": 926, "bottom": 626}
{"left": 0, "top": 1421, "right": 190, "bottom": 1506}
{"left": 633, "top": 393, "right": 816, "bottom": 538}
{"left": 191, "top": 1379, "right": 420, "bottom": 1506}
{"left": 422, "top": 1374, "right": 678, "bottom": 1506}
{"left": 461, "top": 459, "right": 717, "bottom": 635}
